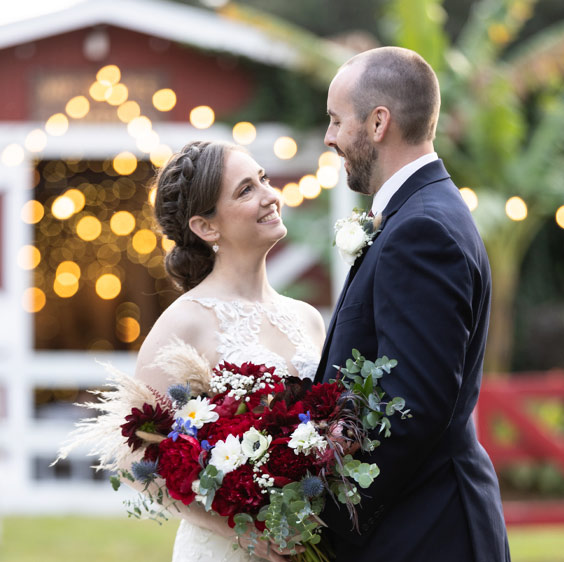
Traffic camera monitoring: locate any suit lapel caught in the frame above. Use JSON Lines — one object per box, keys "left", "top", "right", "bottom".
{"left": 314, "top": 159, "right": 451, "bottom": 383}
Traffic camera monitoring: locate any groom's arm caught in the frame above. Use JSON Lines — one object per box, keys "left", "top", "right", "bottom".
{"left": 321, "top": 215, "right": 476, "bottom": 542}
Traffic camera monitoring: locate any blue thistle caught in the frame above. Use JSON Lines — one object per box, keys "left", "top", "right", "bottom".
{"left": 167, "top": 383, "right": 191, "bottom": 407}
{"left": 301, "top": 476, "right": 324, "bottom": 498}
{"left": 131, "top": 459, "right": 159, "bottom": 483}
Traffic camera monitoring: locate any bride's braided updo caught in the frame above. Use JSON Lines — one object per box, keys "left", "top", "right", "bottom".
{"left": 154, "top": 140, "right": 235, "bottom": 292}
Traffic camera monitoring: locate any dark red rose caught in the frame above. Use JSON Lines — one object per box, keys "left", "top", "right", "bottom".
{"left": 157, "top": 434, "right": 202, "bottom": 505}
{"left": 198, "top": 411, "right": 257, "bottom": 446}
{"left": 209, "top": 393, "right": 240, "bottom": 417}
{"left": 263, "top": 437, "right": 322, "bottom": 487}
{"left": 121, "top": 402, "right": 174, "bottom": 451}
{"left": 257, "top": 401, "right": 300, "bottom": 438}
{"left": 302, "top": 383, "right": 343, "bottom": 421}
{"left": 211, "top": 464, "right": 266, "bottom": 527}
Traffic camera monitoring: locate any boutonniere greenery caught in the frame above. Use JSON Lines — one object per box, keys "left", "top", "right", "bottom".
{"left": 334, "top": 208, "right": 383, "bottom": 266}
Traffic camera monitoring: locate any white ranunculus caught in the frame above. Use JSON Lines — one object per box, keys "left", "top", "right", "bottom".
{"left": 175, "top": 396, "right": 219, "bottom": 429}
{"left": 335, "top": 222, "right": 368, "bottom": 265}
{"left": 241, "top": 427, "right": 272, "bottom": 460}
{"left": 209, "top": 434, "right": 248, "bottom": 474}
{"left": 288, "top": 421, "right": 327, "bottom": 456}
{"left": 191, "top": 479, "right": 206, "bottom": 505}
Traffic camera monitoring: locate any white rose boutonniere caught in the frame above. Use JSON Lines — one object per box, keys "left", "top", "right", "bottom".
{"left": 334, "top": 209, "right": 382, "bottom": 265}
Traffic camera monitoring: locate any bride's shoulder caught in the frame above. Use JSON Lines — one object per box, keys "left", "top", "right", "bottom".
{"left": 279, "top": 295, "right": 326, "bottom": 344}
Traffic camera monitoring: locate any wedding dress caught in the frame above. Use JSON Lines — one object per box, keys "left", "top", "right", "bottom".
{"left": 171, "top": 295, "right": 320, "bottom": 562}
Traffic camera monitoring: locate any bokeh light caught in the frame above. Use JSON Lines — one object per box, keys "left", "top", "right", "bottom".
{"left": 116, "top": 316, "right": 141, "bottom": 343}
{"left": 318, "top": 151, "right": 341, "bottom": 169}
{"left": 89, "top": 80, "right": 111, "bottom": 102}
{"left": 56, "top": 261, "right": 81, "bottom": 280}
{"left": 105, "top": 83, "right": 128, "bottom": 106}
{"left": 150, "top": 144, "right": 173, "bottom": 168}
{"left": 232, "top": 122, "right": 257, "bottom": 145}
{"left": 148, "top": 186, "right": 157, "bottom": 206}
{"left": 45, "top": 113, "right": 69, "bottom": 136}
{"left": 95, "top": 273, "right": 121, "bottom": 300}
{"left": 65, "top": 189, "right": 86, "bottom": 213}
{"left": 317, "top": 166, "right": 339, "bottom": 188}
{"left": 132, "top": 229, "right": 157, "bottom": 254}
{"left": 51, "top": 195, "right": 75, "bottom": 220}
{"left": 65, "top": 96, "right": 90, "bottom": 119}
{"left": 22, "top": 287, "right": 46, "bottom": 313}
{"left": 127, "top": 116, "right": 152, "bottom": 138}
{"left": 54, "top": 271, "right": 79, "bottom": 298}
{"left": 505, "top": 196, "right": 527, "bottom": 221}
{"left": 113, "top": 152, "right": 138, "bottom": 175}
{"left": 25, "top": 129, "right": 47, "bottom": 152}
{"left": 162, "top": 236, "right": 175, "bottom": 252}
{"left": 153, "top": 88, "right": 177, "bottom": 112}
{"left": 110, "top": 211, "right": 136, "bottom": 236}
{"left": 1, "top": 143, "right": 25, "bottom": 166}
{"left": 76, "top": 215, "right": 102, "bottom": 241}
{"left": 281, "top": 182, "right": 303, "bottom": 207}
{"left": 96, "top": 64, "right": 121, "bottom": 85}
{"left": 117, "top": 100, "right": 141, "bottom": 123}
{"left": 189, "top": 105, "right": 215, "bottom": 129}
{"left": 17, "top": 245, "right": 41, "bottom": 270}
{"left": 273, "top": 136, "right": 297, "bottom": 160}
{"left": 556, "top": 206, "right": 564, "bottom": 229}
{"left": 136, "top": 130, "right": 160, "bottom": 153}
{"left": 21, "top": 200, "right": 44, "bottom": 224}
{"left": 299, "top": 175, "right": 321, "bottom": 199}
{"left": 460, "top": 187, "right": 478, "bottom": 211}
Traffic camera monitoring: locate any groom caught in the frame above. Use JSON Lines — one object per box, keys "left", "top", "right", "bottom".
{"left": 315, "top": 47, "right": 511, "bottom": 561}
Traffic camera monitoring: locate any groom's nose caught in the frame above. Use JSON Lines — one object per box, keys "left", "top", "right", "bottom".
{"left": 324, "top": 125, "right": 336, "bottom": 148}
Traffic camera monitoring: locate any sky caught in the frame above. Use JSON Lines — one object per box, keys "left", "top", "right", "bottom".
{"left": 0, "top": 0, "right": 86, "bottom": 26}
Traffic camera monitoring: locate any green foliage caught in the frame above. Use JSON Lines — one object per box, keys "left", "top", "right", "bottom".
{"left": 198, "top": 464, "right": 224, "bottom": 511}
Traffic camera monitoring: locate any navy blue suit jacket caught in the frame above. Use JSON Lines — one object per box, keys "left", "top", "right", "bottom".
{"left": 315, "top": 160, "right": 510, "bottom": 561}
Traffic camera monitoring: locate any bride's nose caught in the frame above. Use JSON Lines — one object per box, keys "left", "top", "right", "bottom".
{"left": 261, "top": 185, "right": 280, "bottom": 207}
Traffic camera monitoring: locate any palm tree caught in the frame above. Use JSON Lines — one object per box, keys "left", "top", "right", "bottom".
{"left": 386, "top": 0, "right": 564, "bottom": 373}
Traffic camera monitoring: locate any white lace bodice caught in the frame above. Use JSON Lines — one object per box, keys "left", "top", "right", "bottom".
{"left": 176, "top": 294, "right": 319, "bottom": 381}
{"left": 171, "top": 294, "right": 320, "bottom": 562}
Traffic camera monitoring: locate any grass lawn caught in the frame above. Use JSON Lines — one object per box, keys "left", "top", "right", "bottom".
{"left": 1, "top": 517, "right": 564, "bottom": 561}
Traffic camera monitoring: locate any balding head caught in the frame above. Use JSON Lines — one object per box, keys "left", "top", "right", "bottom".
{"left": 342, "top": 47, "right": 441, "bottom": 145}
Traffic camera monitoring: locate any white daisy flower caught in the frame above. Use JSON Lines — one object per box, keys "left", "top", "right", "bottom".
{"left": 209, "top": 434, "right": 248, "bottom": 474}
{"left": 175, "top": 396, "right": 219, "bottom": 429}
{"left": 288, "top": 421, "right": 327, "bottom": 456}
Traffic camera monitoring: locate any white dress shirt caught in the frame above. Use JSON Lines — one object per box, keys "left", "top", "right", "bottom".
{"left": 371, "top": 152, "right": 438, "bottom": 215}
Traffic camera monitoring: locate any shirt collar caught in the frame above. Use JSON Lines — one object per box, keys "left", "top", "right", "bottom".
{"left": 371, "top": 152, "right": 438, "bottom": 215}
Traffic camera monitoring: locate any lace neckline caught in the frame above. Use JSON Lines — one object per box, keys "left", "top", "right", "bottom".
{"left": 177, "top": 294, "right": 319, "bottom": 380}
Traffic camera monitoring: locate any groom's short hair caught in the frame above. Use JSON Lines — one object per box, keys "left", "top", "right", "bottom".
{"left": 344, "top": 46, "right": 441, "bottom": 145}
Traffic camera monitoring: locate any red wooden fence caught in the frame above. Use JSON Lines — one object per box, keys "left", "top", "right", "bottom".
{"left": 476, "top": 371, "right": 564, "bottom": 525}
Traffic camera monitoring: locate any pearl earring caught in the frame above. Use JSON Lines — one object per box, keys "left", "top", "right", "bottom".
{"left": 212, "top": 242, "right": 219, "bottom": 253}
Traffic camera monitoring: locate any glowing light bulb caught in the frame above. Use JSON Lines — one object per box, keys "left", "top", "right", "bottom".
{"left": 460, "top": 187, "right": 478, "bottom": 211}
{"left": 150, "top": 144, "right": 173, "bottom": 168}
{"left": 76, "top": 215, "right": 102, "bottom": 241}
{"left": 116, "top": 316, "right": 141, "bottom": 343}
{"left": 318, "top": 151, "right": 341, "bottom": 169}
{"left": 189, "top": 106, "right": 215, "bottom": 129}
{"left": 1, "top": 144, "right": 25, "bottom": 166}
{"left": 127, "top": 116, "right": 152, "bottom": 138}
{"left": 96, "top": 64, "right": 121, "bottom": 85}
{"left": 299, "top": 175, "right": 321, "bottom": 199}
{"left": 105, "top": 83, "right": 128, "bottom": 106}
{"left": 51, "top": 195, "right": 75, "bottom": 220}
{"left": 132, "top": 229, "right": 157, "bottom": 254}
{"left": 281, "top": 182, "right": 303, "bottom": 207}
{"left": 21, "top": 200, "right": 44, "bottom": 224}
{"left": 66, "top": 96, "right": 90, "bottom": 119}
{"left": 505, "top": 196, "right": 527, "bottom": 221}
{"left": 273, "top": 137, "right": 297, "bottom": 160}
{"left": 113, "top": 152, "right": 138, "bottom": 175}
{"left": 556, "top": 206, "right": 564, "bottom": 229}
{"left": 17, "top": 245, "right": 41, "bottom": 270}
{"left": 25, "top": 129, "right": 47, "bottom": 152}
{"left": 110, "top": 211, "right": 136, "bottom": 236}
{"left": 45, "top": 113, "right": 69, "bottom": 136}
{"left": 96, "top": 273, "right": 121, "bottom": 300}
{"left": 117, "top": 100, "right": 141, "bottom": 123}
{"left": 153, "top": 89, "right": 177, "bottom": 112}
{"left": 316, "top": 166, "right": 339, "bottom": 188}
{"left": 22, "top": 287, "right": 46, "bottom": 313}
{"left": 232, "top": 122, "right": 257, "bottom": 145}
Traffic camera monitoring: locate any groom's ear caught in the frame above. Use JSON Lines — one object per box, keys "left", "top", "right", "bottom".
{"left": 188, "top": 215, "right": 219, "bottom": 244}
{"left": 369, "top": 106, "right": 391, "bottom": 143}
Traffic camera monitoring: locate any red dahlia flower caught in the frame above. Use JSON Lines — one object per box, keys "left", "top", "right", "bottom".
{"left": 211, "top": 464, "right": 266, "bottom": 527}
{"left": 158, "top": 434, "right": 203, "bottom": 505}
{"left": 120, "top": 402, "right": 174, "bottom": 451}
{"left": 198, "top": 411, "right": 257, "bottom": 446}
{"left": 302, "top": 382, "right": 343, "bottom": 421}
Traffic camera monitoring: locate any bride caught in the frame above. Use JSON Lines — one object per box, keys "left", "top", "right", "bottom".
{"left": 135, "top": 140, "right": 326, "bottom": 561}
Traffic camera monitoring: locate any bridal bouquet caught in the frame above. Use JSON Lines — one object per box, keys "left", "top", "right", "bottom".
{"left": 55, "top": 339, "right": 410, "bottom": 561}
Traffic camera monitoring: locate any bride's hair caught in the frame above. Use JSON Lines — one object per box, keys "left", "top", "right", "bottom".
{"left": 153, "top": 140, "right": 239, "bottom": 292}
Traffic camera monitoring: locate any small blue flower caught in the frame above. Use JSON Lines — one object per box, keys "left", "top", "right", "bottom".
{"left": 167, "top": 383, "right": 191, "bottom": 408}
{"left": 201, "top": 440, "right": 212, "bottom": 451}
{"left": 301, "top": 475, "right": 324, "bottom": 498}
{"left": 298, "top": 411, "right": 311, "bottom": 424}
{"left": 168, "top": 417, "right": 198, "bottom": 441}
{"left": 131, "top": 459, "right": 159, "bottom": 483}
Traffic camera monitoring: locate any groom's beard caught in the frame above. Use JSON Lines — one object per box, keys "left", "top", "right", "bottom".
{"left": 345, "top": 128, "right": 378, "bottom": 195}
